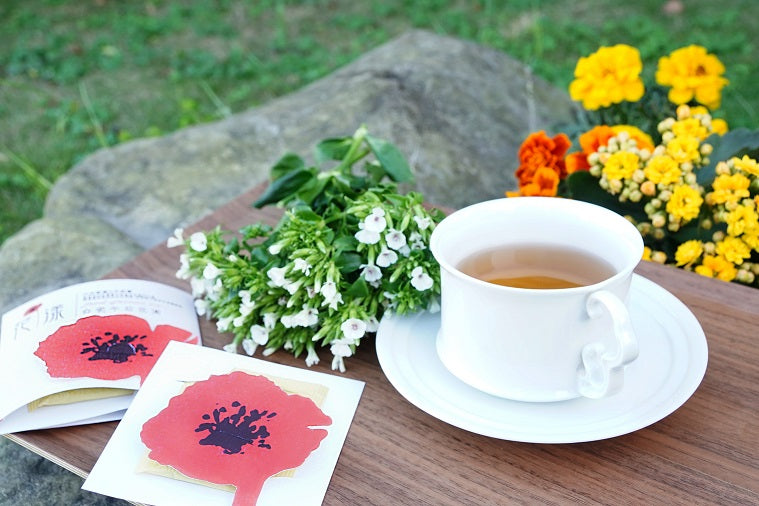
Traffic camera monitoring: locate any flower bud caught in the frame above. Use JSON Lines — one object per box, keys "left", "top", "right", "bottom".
{"left": 651, "top": 251, "right": 668, "bottom": 263}
{"left": 662, "top": 131, "right": 674, "bottom": 143}
{"left": 715, "top": 161, "right": 730, "bottom": 175}
{"left": 641, "top": 180, "right": 656, "bottom": 196}
{"left": 701, "top": 218, "right": 713, "bottom": 229}
{"left": 637, "top": 222, "right": 652, "bottom": 235}
{"left": 629, "top": 190, "right": 643, "bottom": 202}
{"left": 652, "top": 213, "right": 667, "bottom": 228}
{"left": 736, "top": 269, "right": 755, "bottom": 284}
{"left": 653, "top": 228, "right": 666, "bottom": 240}
{"left": 700, "top": 143, "right": 713, "bottom": 156}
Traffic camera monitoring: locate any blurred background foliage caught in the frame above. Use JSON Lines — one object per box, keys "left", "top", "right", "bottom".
{"left": 1, "top": 0, "right": 757, "bottom": 245}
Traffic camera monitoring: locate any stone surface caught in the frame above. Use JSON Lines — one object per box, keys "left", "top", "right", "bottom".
{"left": 0, "top": 30, "right": 575, "bottom": 505}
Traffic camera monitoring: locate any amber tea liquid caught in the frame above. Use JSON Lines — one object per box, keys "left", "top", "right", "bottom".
{"left": 457, "top": 244, "right": 616, "bottom": 289}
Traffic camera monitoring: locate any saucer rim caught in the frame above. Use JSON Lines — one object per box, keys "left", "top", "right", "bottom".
{"left": 375, "top": 274, "right": 708, "bottom": 443}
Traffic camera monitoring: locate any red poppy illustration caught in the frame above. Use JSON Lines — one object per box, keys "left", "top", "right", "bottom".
{"left": 140, "top": 371, "right": 332, "bottom": 505}
{"left": 34, "top": 314, "right": 200, "bottom": 384}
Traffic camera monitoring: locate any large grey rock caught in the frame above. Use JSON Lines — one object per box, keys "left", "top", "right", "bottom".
{"left": 45, "top": 29, "right": 575, "bottom": 250}
{"left": 0, "top": 30, "right": 575, "bottom": 505}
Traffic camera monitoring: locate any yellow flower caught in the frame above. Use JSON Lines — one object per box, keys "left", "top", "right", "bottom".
{"left": 695, "top": 255, "right": 737, "bottom": 281}
{"left": 666, "top": 185, "right": 703, "bottom": 222}
{"left": 710, "top": 173, "right": 751, "bottom": 204}
{"left": 569, "top": 44, "right": 645, "bottom": 110}
{"left": 671, "top": 118, "right": 710, "bottom": 141}
{"left": 715, "top": 237, "right": 751, "bottom": 265}
{"left": 675, "top": 240, "right": 704, "bottom": 266}
{"left": 731, "top": 155, "right": 759, "bottom": 177}
{"left": 711, "top": 118, "right": 729, "bottom": 135}
{"left": 611, "top": 125, "right": 655, "bottom": 152}
{"left": 642, "top": 246, "right": 652, "bottom": 261}
{"left": 665, "top": 136, "right": 701, "bottom": 164}
{"left": 725, "top": 204, "right": 759, "bottom": 237}
{"left": 644, "top": 155, "right": 682, "bottom": 185}
{"left": 602, "top": 151, "right": 640, "bottom": 181}
{"left": 655, "top": 45, "right": 729, "bottom": 110}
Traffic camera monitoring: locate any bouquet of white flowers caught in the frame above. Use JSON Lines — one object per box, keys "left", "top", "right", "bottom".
{"left": 168, "top": 126, "right": 443, "bottom": 371}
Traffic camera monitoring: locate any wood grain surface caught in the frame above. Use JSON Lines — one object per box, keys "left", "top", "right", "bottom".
{"left": 8, "top": 185, "right": 759, "bottom": 505}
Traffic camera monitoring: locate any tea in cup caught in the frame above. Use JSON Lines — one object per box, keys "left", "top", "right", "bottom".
{"left": 429, "top": 197, "right": 643, "bottom": 402}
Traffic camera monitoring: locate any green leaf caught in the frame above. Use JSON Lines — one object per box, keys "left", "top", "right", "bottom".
{"left": 270, "top": 153, "right": 305, "bottom": 181}
{"left": 366, "top": 134, "right": 414, "bottom": 183}
{"left": 334, "top": 252, "right": 362, "bottom": 273}
{"left": 700, "top": 129, "right": 759, "bottom": 185}
{"left": 315, "top": 137, "right": 352, "bottom": 164}
{"left": 345, "top": 277, "right": 369, "bottom": 298}
{"left": 253, "top": 168, "right": 315, "bottom": 208}
{"left": 333, "top": 235, "right": 358, "bottom": 253}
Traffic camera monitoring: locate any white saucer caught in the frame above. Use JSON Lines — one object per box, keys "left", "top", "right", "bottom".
{"left": 376, "top": 274, "right": 708, "bottom": 443}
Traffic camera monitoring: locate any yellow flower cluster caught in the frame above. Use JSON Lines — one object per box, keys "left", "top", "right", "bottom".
{"left": 673, "top": 156, "right": 759, "bottom": 283}
{"left": 655, "top": 45, "right": 730, "bottom": 110}
{"left": 569, "top": 44, "right": 645, "bottom": 110}
{"left": 587, "top": 105, "right": 718, "bottom": 237}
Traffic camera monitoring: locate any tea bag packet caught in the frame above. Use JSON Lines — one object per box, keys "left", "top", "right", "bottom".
{"left": 0, "top": 279, "right": 201, "bottom": 433}
{"left": 138, "top": 371, "right": 331, "bottom": 504}
{"left": 83, "top": 342, "right": 365, "bottom": 506}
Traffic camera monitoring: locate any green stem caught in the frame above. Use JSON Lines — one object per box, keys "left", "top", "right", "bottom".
{"left": 335, "top": 125, "right": 368, "bottom": 174}
{"left": 79, "top": 82, "right": 109, "bottom": 148}
{"left": 3, "top": 147, "right": 53, "bottom": 192}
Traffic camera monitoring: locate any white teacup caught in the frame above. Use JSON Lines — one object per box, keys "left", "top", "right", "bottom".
{"left": 430, "top": 197, "right": 643, "bottom": 402}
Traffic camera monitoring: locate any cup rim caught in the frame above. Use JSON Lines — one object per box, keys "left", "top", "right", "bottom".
{"left": 429, "top": 197, "right": 643, "bottom": 294}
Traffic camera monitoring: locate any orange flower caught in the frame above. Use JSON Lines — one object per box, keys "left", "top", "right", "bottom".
{"left": 565, "top": 126, "right": 615, "bottom": 174}
{"left": 519, "top": 167, "right": 561, "bottom": 196}
{"left": 515, "top": 130, "right": 571, "bottom": 185}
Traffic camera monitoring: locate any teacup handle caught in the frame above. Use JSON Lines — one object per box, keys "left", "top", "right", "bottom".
{"left": 577, "top": 290, "right": 639, "bottom": 399}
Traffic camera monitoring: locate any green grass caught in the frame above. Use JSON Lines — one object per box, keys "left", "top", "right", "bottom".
{"left": 1, "top": 0, "right": 758, "bottom": 245}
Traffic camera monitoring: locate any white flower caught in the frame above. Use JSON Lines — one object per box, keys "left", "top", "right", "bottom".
{"left": 414, "top": 215, "right": 432, "bottom": 230}
{"left": 194, "top": 299, "right": 209, "bottom": 317}
{"left": 176, "top": 254, "right": 190, "bottom": 279}
{"left": 283, "top": 279, "right": 303, "bottom": 295}
{"left": 410, "top": 266, "right": 434, "bottom": 291}
{"left": 361, "top": 263, "right": 382, "bottom": 283}
{"left": 190, "top": 277, "right": 207, "bottom": 297}
{"left": 267, "top": 266, "right": 289, "bottom": 287}
{"left": 238, "top": 290, "right": 255, "bottom": 315}
{"left": 250, "top": 325, "right": 269, "bottom": 345}
{"left": 305, "top": 347, "right": 320, "bottom": 367}
{"left": 376, "top": 248, "right": 398, "bottom": 267}
{"left": 166, "top": 228, "right": 184, "bottom": 248}
{"left": 355, "top": 225, "right": 381, "bottom": 245}
{"left": 216, "top": 315, "right": 234, "bottom": 332}
{"left": 295, "top": 305, "right": 319, "bottom": 327}
{"left": 268, "top": 243, "right": 283, "bottom": 255}
{"left": 320, "top": 281, "right": 343, "bottom": 309}
{"left": 385, "top": 229, "right": 407, "bottom": 250}
{"left": 409, "top": 231, "right": 425, "bottom": 250}
{"left": 263, "top": 312, "right": 278, "bottom": 329}
{"left": 363, "top": 207, "right": 387, "bottom": 233}
{"left": 398, "top": 244, "right": 411, "bottom": 257}
{"left": 331, "top": 338, "right": 353, "bottom": 358}
{"left": 242, "top": 339, "right": 258, "bottom": 356}
{"left": 331, "top": 355, "right": 346, "bottom": 373}
{"left": 262, "top": 347, "right": 277, "bottom": 356}
{"left": 233, "top": 314, "right": 247, "bottom": 328}
{"left": 341, "top": 318, "right": 367, "bottom": 341}
{"left": 293, "top": 258, "right": 312, "bottom": 276}
{"left": 222, "top": 342, "right": 237, "bottom": 354}
{"left": 306, "top": 285, "right": 317, "bottom": 298}
{"left": 365, "top": 315, "right": 380, "bottom": 333}
{"left": 205, "top": 278, "right": 223, "bottom": 301}
{"left": 227, "top": 254, "right": 238, "bottom": 262}
{"left": 280, "top": 314, "right": 297, "bottom": 328}
{"left": 190, "top": 232, "right": 207, "bottom": 252}
{"left": 203, "top": 263, "right": 221, "bottom": 280}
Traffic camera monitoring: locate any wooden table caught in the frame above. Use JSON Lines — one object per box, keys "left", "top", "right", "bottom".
{"left": 6, "top": 185, "right": 759, "bottom": 505}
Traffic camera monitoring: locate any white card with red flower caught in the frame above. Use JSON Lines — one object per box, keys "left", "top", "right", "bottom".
{"left": 83, "top": 341, "right": 365, "bottom": 506}
{"left": 0, "top": 279, "right": 201, "bottom": 434}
